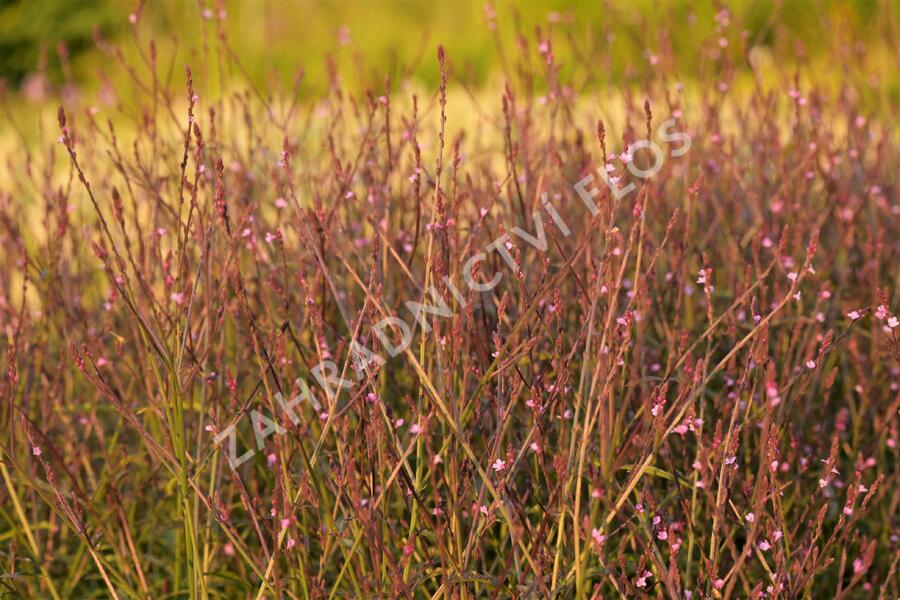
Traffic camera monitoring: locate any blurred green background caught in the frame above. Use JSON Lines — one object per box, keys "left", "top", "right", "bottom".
{"left": 1, "top": 0, "right": 895, "bottom": 102}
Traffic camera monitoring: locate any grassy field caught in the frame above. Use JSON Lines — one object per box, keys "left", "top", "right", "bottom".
{"left": 0, "top": 1, "right": 898, "bottom": 598}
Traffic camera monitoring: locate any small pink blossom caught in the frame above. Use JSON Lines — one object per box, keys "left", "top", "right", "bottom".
{"left": 635, "top": 570, "right": 651, "bottom": 588}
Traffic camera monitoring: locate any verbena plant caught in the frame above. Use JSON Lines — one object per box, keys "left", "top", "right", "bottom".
{"left": 0, "top": 4, "right": 897, "bottom": 599}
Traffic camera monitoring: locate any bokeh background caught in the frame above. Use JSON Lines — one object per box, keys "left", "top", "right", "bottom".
{"left": 1, "top": 0, "right": 897, "bottom": 108}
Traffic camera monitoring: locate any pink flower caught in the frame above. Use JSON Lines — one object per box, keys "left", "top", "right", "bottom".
{"left": 847, "top": 310, "right": 861, "bottom": 320}
{"left": 888, "top": 316, "right": 899, "bottom": 329}
{"left": 636, "top": 570, "right": 651, "bottom": 588}
{"left": 591, "top": 528, "right": 606, "bottom": 545}
{"left": 806, "top": 360, "right": 816, "bottom": 369}
{"left": 714, "top": 578, "right": 725, "bottom": 590}
{"left": 32, "top": 446, "right": 42, "bottom": 457}
{"left": 758, "top": 540, "right": 771, "bottom": 551}
{"left": 745, "top": 512, "right": 755, "bottom": 523}
{"left": 492, "top": 459, "right": 506, "bottom": 472}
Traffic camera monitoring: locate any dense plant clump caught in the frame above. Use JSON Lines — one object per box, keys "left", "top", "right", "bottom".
{"left": 0, "top": 4, "right": 897, "bottom": 599}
